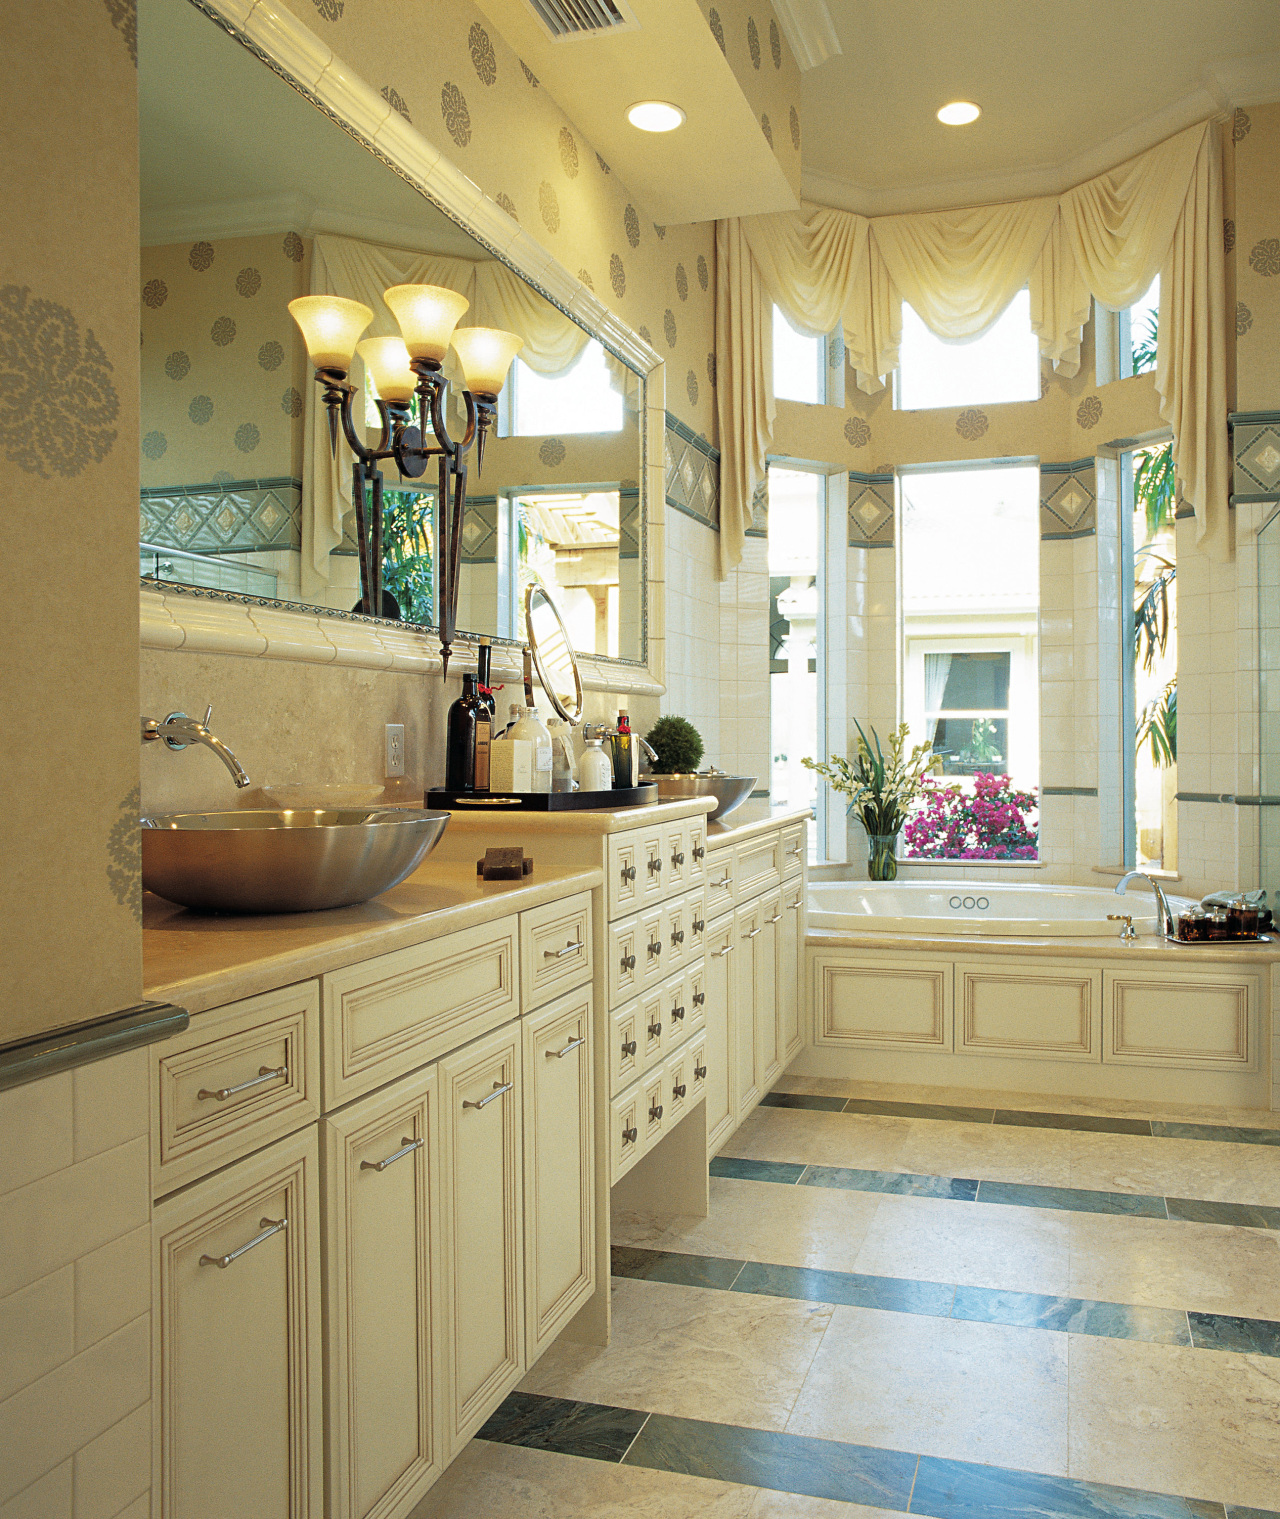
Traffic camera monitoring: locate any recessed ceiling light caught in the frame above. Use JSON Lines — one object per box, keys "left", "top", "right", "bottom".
{"left": 627, "top": 100, "right": 686, "bottom": 133}
{"left": 937, "top": 101, "right": 981, "bottom": 126}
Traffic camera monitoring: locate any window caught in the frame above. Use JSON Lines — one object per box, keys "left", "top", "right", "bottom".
{"left": 504, "top": 337, "right": 624, "bottom": 436}
{"left": 772, "top": 304, "right": 826, "bottom": 405}
{"left": 896, "top": 289, "right": 1040, "bottom": 411}
{"left": 1121, "top": 276, "right": 1159, "bottom": 378}
{"left": 768, "top": 465, "right": 822, "bottom": 856}
{"left": 900, "top": 464, "right": 1040, "bottom": 858}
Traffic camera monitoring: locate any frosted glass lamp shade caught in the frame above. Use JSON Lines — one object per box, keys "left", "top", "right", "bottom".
{"left": 287, "top": 295, "right": 373, "bottom": 372}
{"left": 356, "top": 336, "right": 417, "bottom": 403}
{"left": 383, "top": 284, "right": 470, "bottom": 364}
{"left": 451, "top": 327, "right": 524, "bottom": 398}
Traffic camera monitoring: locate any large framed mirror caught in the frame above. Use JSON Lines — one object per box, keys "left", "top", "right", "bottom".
{"left": 138, "top": 0, "right": 652, "bottom": 669}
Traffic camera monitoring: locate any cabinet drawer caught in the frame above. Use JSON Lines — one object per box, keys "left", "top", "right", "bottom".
{"left": 639, "top": 905, "right": 667, "bottom": 989}
{"left": 642, "top": 1069, "right": 667, "bottom": 1146}
{"left": 664, "top": 824, "right": 690, "bottom": 892}
{"left": 664, "top": 1049, "right": 691, "bottom": 1126}
{"left": 687, "top": 888, "right": 707, "bottom": 960}
{"left": 610, "top": 1003, "right": 641, "bottom": 1095}
{"left": 639, "top": 986, "right": 666, "bottom": 1072}
{"left": 735, "top": 833, "right": 781, "bottom": 902}
{"left": 780, "top": 823, "right": 807, "bottom": 878}
{"left": 520, "top": 891, "right": 593, "bottom": 1011}
{"left": 705, "top": 852, "right": 735, "bottom": 916}
{"left": 688, "top": 1035, "right": 708, "bottom": 1105}
{"left": 686, "top": 815, "right": 708, "bottom": 887}
{"left": 609, "top": 1087, "right": 645, "bottom": 1183}
{"left": 663, "top": 971, "right": 692, "bottom": 1047}
{"left": 686, "top": 963, "right": 707, "bottom": 1037}
{"left": 607, "top": 834, "right": 643, "bottom": 920}
{"left": 154, "top": 981, "right": 320, "bottom": 1196}
{"left": 609, "top": 916, "right": 642, "bottom": 1006}
{"left": 323, "top": 918, "right": 519, "bottom": 1109}
{"left": 639, "top": 830, "right": 668, "bottom": 904}
{"left": 665, "top": 896, "right": 689, "bottom": 972}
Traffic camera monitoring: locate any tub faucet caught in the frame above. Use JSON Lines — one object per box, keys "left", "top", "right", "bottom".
{"left": 1114, "top": 870, "right": 1174, "bottom": 938}
{"left": 141, "top": 706, "right": 250, "bottom": 788}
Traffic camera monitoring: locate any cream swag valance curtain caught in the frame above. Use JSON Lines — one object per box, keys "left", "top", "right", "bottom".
{"left": 715, "top": 119, "right": 1228, "bottom": 572}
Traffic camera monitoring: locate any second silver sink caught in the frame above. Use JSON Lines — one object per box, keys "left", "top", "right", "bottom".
{"left": 141, "top": 807, "right": 450, "bottom": 914}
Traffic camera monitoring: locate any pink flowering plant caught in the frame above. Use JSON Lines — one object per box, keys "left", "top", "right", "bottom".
{"left": 903, "top": 773, "right": 1040, "bottom": 861}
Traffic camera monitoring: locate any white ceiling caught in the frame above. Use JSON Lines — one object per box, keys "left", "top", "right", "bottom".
{"left": 799, "top": 0, "right": 1280, "bottom": 214}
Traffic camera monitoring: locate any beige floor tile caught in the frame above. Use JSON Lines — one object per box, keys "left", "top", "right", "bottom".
{"left": 896, "top": 1120, "right": 1074, "bottom": 1187}
{"left": 718, "top": 1109, "right": 913, "bottom": 1170}
{"left": 852, "top": 1195, "right": 1071, "bottom": 1296}
{"left": 1068, "top": 1212, "right": 1280, "bottom": 1317}
{"left": 1067, "top": 1334, "right": 1280, "bottom": 1509}
{"left": 612, "top": 1178, "right": 884, "bottom": 1273}
{"left": 407, "top": 1440, "right": 758, "bottom": 1518}
{"left": 1069, "top": 1132, "right": 1280, "bottom": 1206}
{"left": 787, "top": 1307, "right": 1068, "bottom": 1474}
{"left": 747, "top": 1494, "right": 903, "bottom": 1519}
{"left": 518, "top": 1278, "right": 832, "bottom": 1431}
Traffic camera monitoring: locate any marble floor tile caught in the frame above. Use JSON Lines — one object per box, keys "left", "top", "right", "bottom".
{"left": 1188, "top": 1311, "right": 1280, "bottom": 1357}
{"left": 475, "top": 1390, "right": 646, "bottom": 1461}
{"left": 951, "top": 1287, "right": 1191, "bottom": 1346}
{"left": 746, "top": 1492, "right": 907, "bottom": 1519}
{"left": 408, "top": 1438, "right": 758, "bottom": 1518}
{"left": 1165, "top": 1197, "right": 1280, "bottom": 1230}
{"left": 1070, "top": 1133, "right": 1280, "bottom": 1206}
{"left": 994, "top": 1110, "right": 1151, "bottom": 1136}
{"left": 800, "top": 1166, "right": 978, "bottom": 1201}
{"left": 786, "top": 1307, "right": 1069, "bottom": 1474}
{"left": 711, "top": 1157, "right": 808, "bottom": 1185}
{"left": 1068, "top": 1212, "right": 1280, "bottom": 1319}
{"left": 732, "top": 1261, "right": 955, "bottom": 1318}
{"left": 851, "top": 1195, "right": 1073, "bottom": 1297}
{"left": 612, "top": 1177, "right": 885, "bottom": 1274}
{"left": 611, "top": 1246, "right": 745, "bottom": 1290}
{"left": 719, "top": 1108, "right": 914, "bottom": 1170}
{"left": 518, "top": 1277, "right": 833, "bottom": 1431}
{"left": 910, "top": 1454, "right": 1222, "bottom": 1519}
{"left": 975, "top": 1181, "right": 1167, "bottom": 1219}
{"left": 896, "top": 1120, "right": 1077, "bottom": 1188}
{"left": 1067, "top": 1333, "right": 1280, "bottom": 1510}
{"left": 759, "top": 1093, "right": 851, "bottom": 1113}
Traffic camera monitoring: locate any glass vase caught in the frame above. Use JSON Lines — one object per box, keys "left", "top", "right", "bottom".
{"left": 865, "top": 832, "right": 899, "bottom": 881}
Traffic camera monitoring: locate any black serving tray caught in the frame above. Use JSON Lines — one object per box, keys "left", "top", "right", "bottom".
{"left": 426, "top": 783, "right": 658, "bottom": 811}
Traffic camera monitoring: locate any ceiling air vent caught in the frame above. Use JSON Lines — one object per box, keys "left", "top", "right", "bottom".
{"left": 524, "top": 0, "right": 638, "bottom": 40}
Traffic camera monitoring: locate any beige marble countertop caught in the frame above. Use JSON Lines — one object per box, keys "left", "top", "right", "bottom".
{"left": 426, "top": 796, "right": 715, "bottom": 832}
{"left": 707, "top": 804, "right": 813, "bottom": 847}
{"left": 807, "top": 925, "right": 1280, "bottom": 965}
{"left": 143, "top": 859, "right": 602, "bottom": 1016}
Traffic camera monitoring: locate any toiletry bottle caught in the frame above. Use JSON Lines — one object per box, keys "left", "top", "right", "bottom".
{"left": 611, "top": 710, "right": 635, "bottom": 789}
{"left": 547, "top": 718, "right": 575, "bottom": 792}
{"left": 509, "top": 705, "right": 553, "bottom": 793}
{"left": 445, "top": 673, "right": 492, "bottom": 792}
{"left": 495, "top": 701, "right": 522, "bottom": 739}
{"left": 476, "top": 636, "right": 497, "bottom": 721}
{"left": 578, "top": 726, "right": 614, "bottom": 791}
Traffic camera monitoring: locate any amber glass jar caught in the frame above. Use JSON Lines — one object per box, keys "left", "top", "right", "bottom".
{"left": 1177, "top": 908, "right": 1209, "bottom": 942}
{"left": 1227, "top": 898, "right": 1261, "bottom": 938}
{"left": 1206, "top": 908, "right": 1231, "bottom": 941}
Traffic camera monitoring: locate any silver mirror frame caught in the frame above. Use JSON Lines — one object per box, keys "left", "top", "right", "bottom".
{"left": 524, "top": 582, "right": 585, "bottom": 725}
{"left": 139, "top": 0, "right": 665, "bottom": 702}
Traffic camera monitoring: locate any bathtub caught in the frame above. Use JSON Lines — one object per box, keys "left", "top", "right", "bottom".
{"left": 807, "top": 881, "right": 1195, "bottom": 937}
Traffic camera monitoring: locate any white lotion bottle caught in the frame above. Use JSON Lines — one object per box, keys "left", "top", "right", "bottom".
{"left": 578, "top": 726, "right": 614, "bottom": 792}
{"left": 509, "top": 705, "right": 553, "bottom": 792}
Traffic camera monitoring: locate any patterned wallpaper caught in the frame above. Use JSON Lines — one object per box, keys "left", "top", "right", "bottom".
{"left": 1232, "top": 104, "right": 1280, "bottom": 414}
{"left": 270, "top": 0, "right": 718, "bottom": 445}
{"left": 139, "top": 231, "right": 309, "bottom": 489}
{"left": 695, "top": 0, "right": 802, "bottom": 198}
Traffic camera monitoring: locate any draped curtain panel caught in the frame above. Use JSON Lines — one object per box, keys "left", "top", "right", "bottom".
{"left": 715, "top": 118, "right": 1230, "bottom": 571}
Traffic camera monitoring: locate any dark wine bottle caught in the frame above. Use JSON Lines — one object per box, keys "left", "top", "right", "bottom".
{"left": 476, "top": 637, "right": 496, "bottom": 720}
{"left": 445, "top": 673, "right": 492, "bottom": 792}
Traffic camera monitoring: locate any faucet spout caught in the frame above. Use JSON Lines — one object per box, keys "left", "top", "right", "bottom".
{"left": 1115, "top": 869, "right": 1174, "bottom": 939}
{"left": 141, "top": 708, "right": 250, "bottom": 789}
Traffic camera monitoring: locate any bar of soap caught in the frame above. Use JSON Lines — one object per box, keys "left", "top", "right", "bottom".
{"left": 477, "top": 847, "right": 532, "bottom": 880}
{"left": 489, "top": 738, "right": 532, "bottom": 792}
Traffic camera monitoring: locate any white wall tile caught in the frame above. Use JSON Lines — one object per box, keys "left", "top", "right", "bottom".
{"left": 72, "top": 1405, "right": 149, "bottom": 1519}
{"left": 0, "top": 1076, "right": 74, "bottom": 1197}
{"left": 0, "top": 1269, "right": 74, "bottom": 1404}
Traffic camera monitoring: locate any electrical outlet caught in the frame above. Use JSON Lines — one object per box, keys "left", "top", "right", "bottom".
{"left": 385, "top": 723, "right": 405, "bottom": 778}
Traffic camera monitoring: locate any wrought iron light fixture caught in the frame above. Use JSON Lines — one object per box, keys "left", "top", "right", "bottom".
{"left": 288, "top": 286, "right": 523, "bottom": 675}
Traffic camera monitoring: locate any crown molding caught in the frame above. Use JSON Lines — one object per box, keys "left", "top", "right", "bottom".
{"left": 770, "top": 0, "right": 841, "bottom": 72}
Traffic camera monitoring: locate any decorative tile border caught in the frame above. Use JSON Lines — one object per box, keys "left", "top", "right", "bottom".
{"left": 1040, "top": 458, "right": 1096, "bottom": 539}
{"left": 848, "top": 468, "right": 895, "bottom": 549}
{"left": 1231, "top": 412, "right": 1280, "bottom": 503}
{"left": 140, "top": 476, "right": 302, "bottom": 553}
{"left": 664, "top": 412, "right": 719, "bottom": 530}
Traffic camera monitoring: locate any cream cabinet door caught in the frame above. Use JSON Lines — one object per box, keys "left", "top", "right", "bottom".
{"left": 438, "top": 1024, "right": 524, "bottom": 1459}
{"left": 686, "top": 816, "right": 708, "bottom": 887}
{"left": 734, "top": 902, "right": 762, "bottom": 1119}
{"left": 522, "top": 987, "right": 595, "bottom": 1362}
{"left": 322, "top": 1071, "right": 442, "bottom": 1519}
{"left": 777, "top": 878, "right": 804, "bottom": 1062}
{"left": 153, "top": 1128, "right": 323, "bottom": 1519}
{"left": 703, "top": 914, "right": 736, "bottom": 1154}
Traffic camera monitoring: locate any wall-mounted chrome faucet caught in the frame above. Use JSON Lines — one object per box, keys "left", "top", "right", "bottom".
{"left": 141, "top": 706, "right": 250, "bottom": 789}
{"left": 1114, "top": 870, "right": 1174, "bottom": 938}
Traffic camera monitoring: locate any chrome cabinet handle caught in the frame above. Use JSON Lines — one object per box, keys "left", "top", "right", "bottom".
{"left": 544, "top": 940, "right": 584, "bottom": 959}
{"left": 621, "top": 864, "right": 637, "bottom": 882}
{"left": 712, "top": 872, "right": 732, "bottom": 889}
{"left": 671, "top": 1005, "right": 685, "bottom": 1021}
{"left": 744, "top": 926, "right": 763, "bottom": 939}
{"left": 672, "top": 1082, "right": 687, "bottom": 1099}
{"left": 463, "top": 1080, "right": 514, "bottom": 1111}
{"left": 693, "top": 991, "right": 706, "bottom": 1006}
{"left": 621, "top": 952, "right": 637, "bottom": 971}
{"left": 547, "top": 1035, "right": 586, "bottom": 1060}
{"left": 622, "top": 1125, "right": 638, "bottom": 1144}
{"left": 648, "top": 1020, "right": 663, "bottom": 1038}
{"left": 692, "top": 918, "right": 705, "bottom": 933}
{"left": 766, "top": 913, "right": 782, "bottom": 925}
{"left": 694, "top": 1062, "right": 707, "bottom": 1079}
{"left": 621, "top": 1038, "right": 638, "bottom": 1057}
{"left": 715, "top": 942, "right": 735, "bottom": 957}
{"left": 198, "top": 1064, "right": 288, "bottom": 1103}
{"left": 648, "top": 940, "right": 662, "bottom": 957}
{"left": 361, "top": 1136, "right": 422, "bottom": 1172}
{"left": 649, "top": 1101, "right": 663, "bottom": 1121}
{"left": 670, "top": 929, "right": 685, "bottom": 946}
{"left": 671, "top": 850, "right": 685, "bottom": 867}
{"left": 787, "top": 844, "right": 803, "bottom": 858}
{"left": 200, "top": 1216, "right": 287, "bottom": 1269}
{"left": 647, "top": 857, "right": 662, "bottom": 874}
{"left": 788, "top": 900, "right": 803, "bottom": 911}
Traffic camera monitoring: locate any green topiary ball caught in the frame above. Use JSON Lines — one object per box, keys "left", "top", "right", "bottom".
{"left": 646, "top": 715, "right": 704, "bottom": 774}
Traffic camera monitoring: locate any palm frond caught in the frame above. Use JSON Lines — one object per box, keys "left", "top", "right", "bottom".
{"left": 1136, "top": 680, "right": 1177, "bottom": 767}
{"left": 1134, "top": 442, "right": 1175, "bottom": 537}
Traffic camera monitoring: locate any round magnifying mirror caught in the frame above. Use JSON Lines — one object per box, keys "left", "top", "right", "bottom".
{"left": 524, "top": 582, "right": 584, "bottom": 725}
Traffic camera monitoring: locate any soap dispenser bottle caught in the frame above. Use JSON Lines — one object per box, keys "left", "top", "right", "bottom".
{"left": 578, "top": 726, "right": 614, "bottom": 792}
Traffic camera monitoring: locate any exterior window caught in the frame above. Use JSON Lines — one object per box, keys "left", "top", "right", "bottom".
{"left": 1127, "top": 438, "right": 1176, "bottom": 869}
{"left": 504, "top": 337, "right": 623, "bottom": 435}
{"left": 1120, "top": 276, "right": 1159, "bottom": 378}
{"left": 896, "top": 289, "right": 1039, "bottom": 411}
{"left": 926, "top": 652, "right": 1011, "bottom": 775}
{"left": 773, "top": 305, "right": 826, "bottom": 405}
{"left": 768, "top": 464, "right": 821, "bottom": 857}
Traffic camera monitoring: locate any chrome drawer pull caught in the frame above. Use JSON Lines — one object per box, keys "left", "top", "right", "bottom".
{"left": 649, "top": 1101, "right": 663, "bottom": 1121}
{"left": 692, "top": 845, "right": 705, "bottom": 861}
{"left": 200, "top": 1216, "right": 287, "bottom": 1269}
{"left": 787, "top": 844, "right": 803, "bottom": 858}
{"left": 198, "top": 1064, "right": 288, "bottom": 1102}
{"left": 622, "top": 1125, "right": 638, "bottom": 1144}
{"left": 766, "top": 913, "right": 782, "bottom": 925}
{"left": 463, "top": 1080, "right": 514, "bottom": 1111}
{"left": 648, "top": 940, "right": 663, "bottom": 957}
{"left": 621, "top": 952, "right": 637, "bottom": 971}
{"left": 670, "top": 929, "right": 685, "bottom": 946}
{"left": 671, "top": 850, "right": 685, "bottom": 867}
{"left": 671, "top": 1005, "right": 685, "bottom": 1021}
{"left": 544, "top": 940, "right": 584, "bottom": 959}
{"left": 547, "top": 1035, "right": 586, "bottom": 1060}
{"left": 621, "top": 1038, "right": 638, "bottom": 1057}
{"left": 648, "top": 1020, "right": 663, "bottom": 1038}
{"left": 744, "top": 926, "right": 763, "bottom": 940}
{"left": 621, "top": 864, "right": 637, "bottom": 882}
{"left": 361, "top": 1136, "right": 422, "bottom": 1172}
{"left": 693, "top": 991, "right": 706, "bottom": 1007}
{"left": 694, "top": 1063, "right": 707, "bottom": 1079}
{"left": 672, "top": 1082, "right": 687, "bottom": 1100}
{"left": 788, "top": 900, "right": 803, "bottom": 911}
{"left": 715, "top": 942, "right": 735, "bottom": 957}
{"left": 712, "top": 872, "right": 732, "bottom": 889}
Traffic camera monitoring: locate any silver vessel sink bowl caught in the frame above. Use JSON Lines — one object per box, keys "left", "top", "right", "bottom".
{"left": 140, "top": 808, "right": 451, "bottom": 914}
{"left": 651, "top": 774, "right": 757, "bottom": 822}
